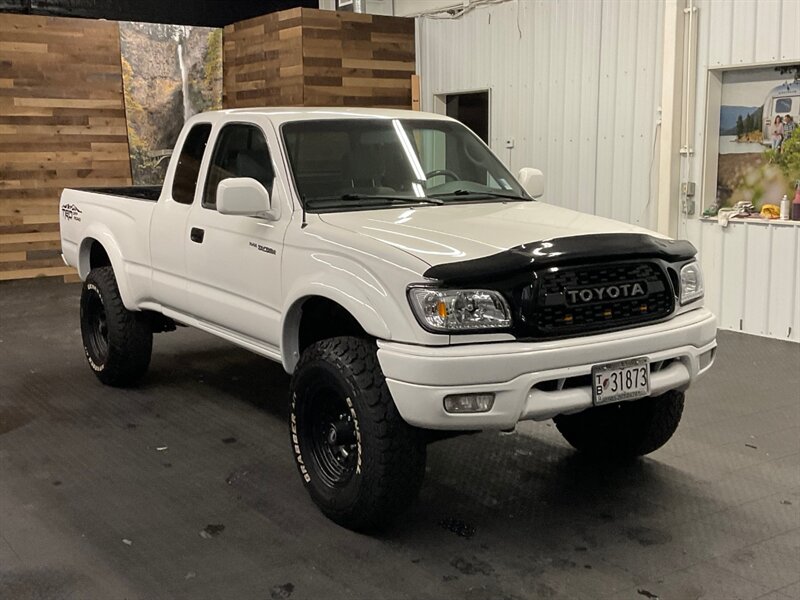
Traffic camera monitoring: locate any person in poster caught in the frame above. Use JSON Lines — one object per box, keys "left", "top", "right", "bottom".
{"left": 771, "top": 115, "right": 784, "bottom": 150}
{"left": 784, "top": 115, "right": 797, "bottom": 142}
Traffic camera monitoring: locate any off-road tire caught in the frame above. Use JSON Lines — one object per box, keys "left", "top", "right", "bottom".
{"left": 554, "top": 390, "right": 685, "bottom": 458}
{"left": 80, "top": 266, "right": 152, "bottom": 387}
{"left": 289, "top": 336, "right": 426, "bottom": 531}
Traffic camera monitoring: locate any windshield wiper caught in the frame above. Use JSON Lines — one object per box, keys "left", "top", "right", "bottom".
{"left": 305, "top": 193, "right": 443, "bottom": 208}
{"left": 429, "top": 190, "right": 532, "bottom": 202}
{"left": 341, "top": 193, "right": 443, "bottom": 205}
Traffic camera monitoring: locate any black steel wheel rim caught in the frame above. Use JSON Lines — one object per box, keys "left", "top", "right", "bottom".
{"left": 303, "top": 384, "right": 358, "bottom": 489}
{"left": 85, "top": 290, "right": 109, "bottom": 362}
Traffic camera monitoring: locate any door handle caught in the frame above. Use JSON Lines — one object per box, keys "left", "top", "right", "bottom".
{"left": 190, "top": 227, "right": 205, "bottom": 243}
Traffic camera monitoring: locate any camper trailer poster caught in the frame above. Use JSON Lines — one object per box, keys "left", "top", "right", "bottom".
{"left": 717, "top": 67, "right": 800, "bottom": 209}
{"left": 118, "top": 22, "right": 222, "bottom": 185}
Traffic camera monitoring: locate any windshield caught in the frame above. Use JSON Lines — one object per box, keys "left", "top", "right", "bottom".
{"left": 281, "top": 118, "right": 529, "bottom": 211}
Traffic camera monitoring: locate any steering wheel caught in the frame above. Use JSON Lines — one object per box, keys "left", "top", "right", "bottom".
{"left": 425, "top": 169, "right": 460, "bottom": 182}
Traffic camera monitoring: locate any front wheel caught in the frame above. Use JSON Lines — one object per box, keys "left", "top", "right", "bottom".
{"left": 80, "top": 266, "right": 152, "bottom": 387}
{"left": 554, "top": 390, "right": 685, "bottom": 458}
{"left": 289, "top": 337, "right": 426, "bottom": 531}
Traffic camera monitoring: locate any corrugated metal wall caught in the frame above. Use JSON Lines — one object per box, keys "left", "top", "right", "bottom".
{"left": 417, "top": 0, "right": 665, "bottom": 229}
{"left": 683, "top": 0, "right": 800, "bottom": 342}
{"left": 686, "top": 220, "right": 799, "bottom": 342}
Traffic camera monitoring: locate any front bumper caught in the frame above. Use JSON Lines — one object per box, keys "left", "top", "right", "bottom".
{"left": 377, "top": 308, "right": 717, "bottom": 430}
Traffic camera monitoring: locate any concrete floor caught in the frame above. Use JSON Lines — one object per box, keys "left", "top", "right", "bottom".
{"left": 0, "top": 278, "right": 798, "bottom": 600}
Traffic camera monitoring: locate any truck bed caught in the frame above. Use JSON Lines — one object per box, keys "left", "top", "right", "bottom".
{"left": 60, "top": 186, "right": 160, "bottom": 296}
{"left": 75, "top": 186, "right": 162, "bottom": 201}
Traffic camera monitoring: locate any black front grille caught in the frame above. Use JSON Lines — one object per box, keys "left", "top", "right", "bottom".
{"left": 525, "top": 261, "right": 674, "bottom": 338}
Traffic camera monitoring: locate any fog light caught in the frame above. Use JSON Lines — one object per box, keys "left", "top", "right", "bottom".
{"left": 443, "top": 393, "right": 495, "bottom": 413}
{"left": 699, "top": 348, "right": 716, "bottom": 370}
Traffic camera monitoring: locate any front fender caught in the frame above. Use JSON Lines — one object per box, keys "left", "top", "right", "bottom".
{"left": 280, "top": 252, "right": 405, "bottom": 373}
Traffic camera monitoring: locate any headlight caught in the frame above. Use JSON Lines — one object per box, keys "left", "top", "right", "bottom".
{"left": 679, "top": 261, "right": 704, "bottom": 305}
{"left": 408, "top": 288, "right": 512, "bottom": 332}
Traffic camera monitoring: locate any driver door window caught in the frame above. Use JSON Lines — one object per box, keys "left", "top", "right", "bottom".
{"left": 203, "top": 124, "right": 275, "bottom": 209}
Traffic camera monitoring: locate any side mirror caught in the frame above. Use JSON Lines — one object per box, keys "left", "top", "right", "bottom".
{"left": 518, "top": 168, "right": 545, "bottom": 199}
{"left": 217, "top": 177, "right": 272, "bottom": 218}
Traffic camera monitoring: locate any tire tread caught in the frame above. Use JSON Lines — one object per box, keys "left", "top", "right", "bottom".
{"left": 291, "top": 336, "right": 426, "bottom": 531}
{"left": 81, "top": 266, "right": 152, "bottom": 387}
{"left": 554, "top": 390, "right": 685, "bottom": 458}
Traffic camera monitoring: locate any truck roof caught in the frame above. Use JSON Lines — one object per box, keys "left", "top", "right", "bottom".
{"left": 192, "top": 107, "right": 453, "bottom": 126}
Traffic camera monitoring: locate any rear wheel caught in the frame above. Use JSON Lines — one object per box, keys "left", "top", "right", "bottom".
{"left": 289, "top": 336, "right": 426, "bottom": 531}
{"left": 80, "top": 267, "right": 152, "bottom": 387}
{"left": 554, "top": 390, "right": 685, "bottom": 458}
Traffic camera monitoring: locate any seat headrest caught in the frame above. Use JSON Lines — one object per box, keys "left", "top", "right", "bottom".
{"left": 235, "top": 150, "right": 273, "bottom": 184}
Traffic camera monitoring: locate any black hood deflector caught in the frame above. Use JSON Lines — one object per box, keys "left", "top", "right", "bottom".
{"left": 423, "top": 233, "right": 697, "bottom": 283}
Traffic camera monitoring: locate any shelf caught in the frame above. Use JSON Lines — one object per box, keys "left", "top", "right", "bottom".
{"left": 699, "top": 216, "right": 800, "bottom": 226}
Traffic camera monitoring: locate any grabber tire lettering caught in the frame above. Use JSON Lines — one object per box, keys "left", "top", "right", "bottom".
{"left": 288, "top": 336, "right": 426, "bottom": 532}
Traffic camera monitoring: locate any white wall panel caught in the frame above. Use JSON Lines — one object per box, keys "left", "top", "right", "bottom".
{"left": 686, "top": 220, "right": 800, "bottom": 342}
{"left": 730, "top": 0, "right": 759, "bottom": 66}
{"left": 597, "top": 0, "right": 663, "bottom": 226}
{"left": 417, "top": 0, "right": 662, "bottom": 228}
{"left": 719, "top": 224, "right": 747, "bottom": 332}
{"left": 742, "top": 225, "right": 771, "bottom": 335}
{"left": 755, "top": 0, "right": 783, "bottom": 63}
{"left": 318, "top": 0, "right": 395, "bottom": 14}
{"left": 780, "top": 0, "right": 800, "bottom": 61}
{"left": 767, "top": 226, "right": 798, "bottom": 338}
{"left": 394, "top": 0, "right": 456, "bottom": 17}
{"left": 794, "top": 235, "right": 800, "bottom": 341}
{"left": 705, "top": 0, "right": 734, "bottom": 67}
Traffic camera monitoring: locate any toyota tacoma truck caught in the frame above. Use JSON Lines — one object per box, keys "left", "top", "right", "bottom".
{"left": 60, "top": 108, "right": 717, "bottom": 531}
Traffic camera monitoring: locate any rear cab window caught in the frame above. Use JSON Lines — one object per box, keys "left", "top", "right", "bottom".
{"left": 172, "top": 123, "right": 212, "bottom": 204}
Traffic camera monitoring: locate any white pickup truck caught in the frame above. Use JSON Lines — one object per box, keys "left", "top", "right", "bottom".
{"left": 60, "top": 108, "right": 717, "bottom": 530}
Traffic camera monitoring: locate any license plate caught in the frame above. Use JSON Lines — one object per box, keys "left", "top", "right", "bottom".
{"left": 592, "top": 357, "right": 650, "bottom": 406}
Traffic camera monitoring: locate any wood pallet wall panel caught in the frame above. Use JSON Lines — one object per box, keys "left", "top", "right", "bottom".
{"left": 0, "top": 14, "right": 132, "bottom": 281}
{"left": 223, "top": 8, "right": 304, "bottom": 108}
{"left": 223, "top": 7, "right": 415, "bottom": 110}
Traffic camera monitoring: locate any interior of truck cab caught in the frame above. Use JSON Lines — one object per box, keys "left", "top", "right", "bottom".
{"left": 282, "top": 118, "right": 526, "bottom": 209}
{"left": 203, "top": 124, "right": 276, "bottom": 208}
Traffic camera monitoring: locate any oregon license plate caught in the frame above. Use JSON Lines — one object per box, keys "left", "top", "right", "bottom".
{"left": 592, "top": 357, "right": 650, "bottom": 406}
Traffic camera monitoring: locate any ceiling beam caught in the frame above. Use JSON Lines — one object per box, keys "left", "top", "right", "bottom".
{"left": 0, "top": 0, "right": 318, "bottom": 27}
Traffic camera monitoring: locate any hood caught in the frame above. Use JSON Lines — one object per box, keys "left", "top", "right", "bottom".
{"left": 318, "top": 201, "right": 664, "bottom": 269}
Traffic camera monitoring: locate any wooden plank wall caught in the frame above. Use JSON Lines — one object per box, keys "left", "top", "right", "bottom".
{"left": 301, "top": 9, "right": 415, "bottom": 108}
{"left": 0, "top": 14, "right": 132, "bottom": 282}
{"left": 223, "top": 8, "right": 304, "bottom": 108}
{"left": 223, "top": 8, "right": 415, "bottom": 109}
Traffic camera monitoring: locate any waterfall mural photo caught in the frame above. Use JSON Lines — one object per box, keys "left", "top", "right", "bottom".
{"left": 119, "top": 22, "right": 222, "bottom": 185}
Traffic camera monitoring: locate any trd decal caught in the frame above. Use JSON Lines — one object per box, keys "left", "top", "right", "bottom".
{"left": 61, "top": 203, "right": 82, "bottom": 222}
{"left": 249, "top": 241, "right": 276, "bottom": 255}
